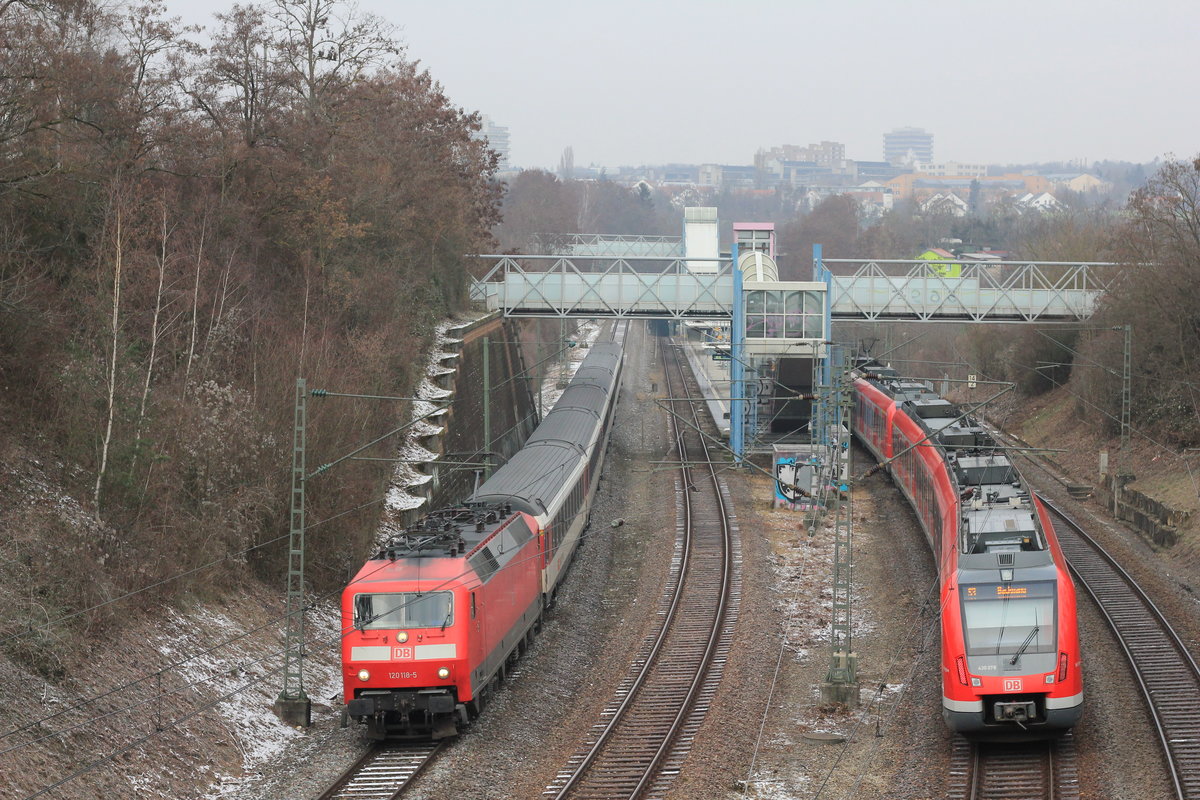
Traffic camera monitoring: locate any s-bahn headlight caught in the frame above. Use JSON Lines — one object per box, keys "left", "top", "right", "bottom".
{"left": 1045, "top": 674, "right": 1055, "bottom": 684}
{"left": 357, "top": 669, "right": 370, "bottom": 682}
{"left": 437, "top": 667, "right": 450, "bottom": 679}
{"left": 970, "top": 677, "right": 982, "bottom": 687}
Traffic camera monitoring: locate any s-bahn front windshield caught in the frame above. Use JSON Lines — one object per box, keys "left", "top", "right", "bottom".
{"left": 960, "top": 581, "right": 1056, "bottom": 657}
{"left": 354, "top": 591, "right": 453, "bottom": 630}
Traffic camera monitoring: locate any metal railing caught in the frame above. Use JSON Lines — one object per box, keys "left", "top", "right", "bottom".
{"left": 470, "top": 255, "right": 734, "bottom": 319}
{"left": 529, "top": 232, "right": 683, "bottom": 258}
{"left": 820, "top": 258, "right": 1120, "bottom": 322}
{"left": 471, "top": 255, "right": 1123, "bottom": 323}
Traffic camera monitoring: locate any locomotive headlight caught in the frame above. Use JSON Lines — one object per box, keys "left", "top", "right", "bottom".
{"left": 397, "top": 632, "right": 409, "bottom": 643}
{"left": 437, "top": 667, "right": 450, "bottom": 679}
{"left": 357, "top": 669, "right": 370, "bottom": 682}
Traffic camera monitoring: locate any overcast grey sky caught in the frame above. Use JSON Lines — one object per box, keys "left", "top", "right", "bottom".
{"left": 170, "top": 0, "right": 1198, "bottom": 171}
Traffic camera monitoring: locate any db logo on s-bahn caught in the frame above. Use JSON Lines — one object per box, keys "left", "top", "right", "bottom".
{"left": 1004, "top": 679, "right": 1023, "bottom": 692}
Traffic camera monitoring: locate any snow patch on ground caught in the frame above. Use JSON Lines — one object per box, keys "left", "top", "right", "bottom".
{"left": 743, "top": 773, "right": 814, "bottom": 800}
{"left": 193, "top": 600, "right": 342, "bottom": 799}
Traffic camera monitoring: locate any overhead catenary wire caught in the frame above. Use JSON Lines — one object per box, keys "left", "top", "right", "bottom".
{"left": 0, "top": 391, "right": 622, "bottom": 751}
{"left": 812, "top": 574, "right": 954, "bottom": 800}
{"left": 0, "top": 364, "right": 558, "bottom": 652}
{"left": 1, "top": 351, "right": 626, "bottom": 770}
{"left": 2, "top": 323, "right": 619, "bottom": 786}
{"left": 839, "top": 577, "right": 948, "bottom": 798}
{"left": 0, "top": 496, "right": 386, "bottom": 649}
{"left": 18, "top": 665, "right": 285, "bottom": 800}
{"left": 8, "top": 326, "right": 627, "bottom": 795}
{"left": 0, "top": 646, "right": 285, "bottom": 758}
{"left": 994, "top": 351, "right": 1200, "bottom": 498}
{"left": 743, "top": 520, "right": 816, "bottom": 788}
{"left": 2, "top": 373, "right": 475, "bottom": 649}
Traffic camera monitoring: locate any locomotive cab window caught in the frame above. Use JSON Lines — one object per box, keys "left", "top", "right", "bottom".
{"left": 960, "top": 581, "right": 1056, "bottom": 657}
{"left": 353, "top": 591, "right": 453, "bottom": 630}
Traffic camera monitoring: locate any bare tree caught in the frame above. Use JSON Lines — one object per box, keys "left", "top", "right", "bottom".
{"left": 196, "top": 4, "right": 280, "bottom": 147}
{"left": 182, "top": 211, "right": 206, "bottom": 397}
{"left": 95, "top": 188, "right": 124, "bottom": 515}
{"left": 267, "top": 0, "right": 400, "bottom": 119}
{"left": 133, "top": 204, "right": 173, "bottom": 468}
{"left": 558, "top": 146, "right": 574, "bottom": 181}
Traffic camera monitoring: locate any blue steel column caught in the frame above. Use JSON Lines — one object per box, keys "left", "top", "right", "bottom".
{"left": 815, "top": 243, "right": 831, "bottom": 389}
{"left": 730, "top": 243, "right": 744, "bottom": 464}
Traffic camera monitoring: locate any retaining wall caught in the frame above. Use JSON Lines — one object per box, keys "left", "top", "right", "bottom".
{"left": 392, "top": 313, "right": 538, "bottom": 530}
{"left": 1106, "top": 474, "right": 1192, "bottom": 547}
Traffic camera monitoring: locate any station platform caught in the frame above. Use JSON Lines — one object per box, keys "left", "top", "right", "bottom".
{"left": 678, "top": 335, "right": 731, "bottom": 438}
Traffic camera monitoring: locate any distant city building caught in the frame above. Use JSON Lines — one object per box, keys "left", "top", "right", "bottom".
{"left": 655, "top": 164, "right": 701, "bottom": 184}
{"left": 887, "top": 172, "right": 1050, "bottom": 201}
{"left": 698, "top": 164, "right": 757, "bottom": 187}
{"left": 479, "top": 116, "right": 511, "bottom": 170}
{"left": 852, "top": 161, "right": 905, "bottom": 183}
{"left": 1043, "top": 173, "right": 1114, "bottom": 194}
{"left": 761, "top": 141, "right": 846, "bottom": 170}
{"left": 918, "top": 193, "right": 970, "bottom": 217}
{"left": 922, "top": 162, "right": 987, "bottom": 178}
{"left": 753, "top": 142, "right": 849, "bottom": 188}
{"left": 1015, "top": 192, "right": 1067, "bottom": 214}
{"left": 883, "top": 127, "right": 933, "bottom": 166}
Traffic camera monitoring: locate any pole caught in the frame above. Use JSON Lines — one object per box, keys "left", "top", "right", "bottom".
{"left": 1116, "top": 324, "right": 1132, "bottom": 515}
{"left": 815, "top": 243, "right": 830, "bottom": 389}
{"left": 483, "top": 336, "right": 492, "bottom": 480}
{"left": 821, "top": 349, "right": 858, "bottom": 707}
{"left": 731, "top": 242, "right": 744, "bottom": 464}
{"left": 275, "top": 377, "right": 311, "bottom": 727}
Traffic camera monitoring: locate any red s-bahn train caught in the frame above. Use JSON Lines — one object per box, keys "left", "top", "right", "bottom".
{"left": 340, "top": 327, "right": 625, "bottom": 739}
{"left": 853, "top": 364, "right": 1082, "bottom": 739}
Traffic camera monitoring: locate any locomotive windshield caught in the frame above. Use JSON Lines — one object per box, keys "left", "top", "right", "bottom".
{"left": 354, "top": 591, "right": 453, "bottom": 630}
{"left": 960, "top": 581, "right": 1056, "bottom": 657}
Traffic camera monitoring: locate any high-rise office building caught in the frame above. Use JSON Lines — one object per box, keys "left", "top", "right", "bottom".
{"left": 883, "top": 127, "right": 933, "bottom": 166}
{"left": 480, "top": 116, "right": 511, "bottom": 170}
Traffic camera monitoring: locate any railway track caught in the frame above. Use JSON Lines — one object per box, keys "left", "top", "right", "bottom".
{"left": 543, "top": 331, "right": 739, "bottom": 800}
{"left": 315, "top": 741, "right": 442, "bottom": 800}
{"left": 1039, "top": 496, "right": 1200, "bottom": 800}
{"left": 948, "top": 734, "right": 1080, "bottom": 800}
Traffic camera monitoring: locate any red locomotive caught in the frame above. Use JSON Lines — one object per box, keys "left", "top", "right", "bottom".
{"left": 853, "top": 364, "right": 1082, "bottom": 738}
{"left": 340, "top": 337, "right": 624, "bottom": 739}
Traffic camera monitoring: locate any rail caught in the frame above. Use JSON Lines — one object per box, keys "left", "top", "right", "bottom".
{"left": 1039, "top": 497, "right": 1200, "bottom": 800}
{"left": 544, "top": 328, "right": 737, "bottom": 799}
{"left": 315, "top": 741, "right": 442, "bottom": 800}
{"left": 948, "top": 735, "right": 1079, "bottom": 799}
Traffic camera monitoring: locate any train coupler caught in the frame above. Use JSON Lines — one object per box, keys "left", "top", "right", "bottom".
{"left": 993, "top": 699, "right": 1037, "bottom": 723}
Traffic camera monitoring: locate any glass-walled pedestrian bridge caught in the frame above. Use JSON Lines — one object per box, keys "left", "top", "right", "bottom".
{"left": 469, "top": 231, "right": 1121, "bottom": 461}
{"left": 470, "top": 250, "right": 1116, "bottom": 322}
